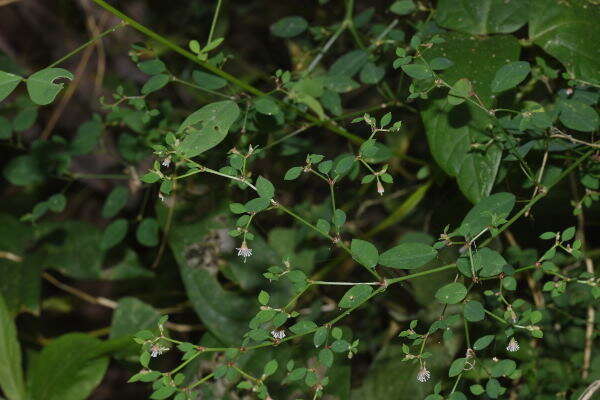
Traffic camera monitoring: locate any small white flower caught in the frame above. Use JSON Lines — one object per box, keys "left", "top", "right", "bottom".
{"left": 416, "top": 366, "right": 431, "bottom": 383}
{"left": 150, "top": 344, "right": 168, "bottom": 358}
{"left": 161, "top": 156, "right": 171, "bottom": 167}
{"left": 236, "top": 241, "right": 252, "bottom": 262}
{"left": 271, "top": 330, "right": 286, "bottom": 340}
{"left": 506, "top": 337, "right": 520, "bottom": 352}
{"left": 376, "top": 180, "right": 385, "bottom": 196}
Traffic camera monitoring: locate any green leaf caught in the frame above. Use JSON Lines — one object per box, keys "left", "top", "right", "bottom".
{"left": 490, "top": 359, "right": 516, "bottom": 377}
{"left": 486, "top": 378, "right": 502, "bottom": 398}
{"left": 192, "top": 70, "right": 228, "bottom": 90}
{"left": 338, "top": 285, "right": 373, "bottom": 309}
{"left": 390, "top": 0, "right": 415, "bottom": 15}
{"left": 360, "top": 62, "right": 385, "bottom": 84}
{"left": 458, "top": 192, "right": 515, "bottom": 237}
{"left": 313, "top": 326, "right": 328, "bottom": 348}
{"left": 263, "top": 360, "right": 278, "bottom": 377}
{"left": 28, "top": 334, "right": 116, "bottom": 400}
{"left": 401, "top": 64, "right": 432, "bottom": 80}
{"left": 435, "top": 282, "right": 467, "bottom": 304}
{"left": 561, "top": 226, "right": 576, "bottom": 241}
{"left": 378, "top": 242, "right": 437, "bottom": 270}
{"left": 529, "top": 0, "right": 600, "bottom": 84}
{"left": 329, "top": 50, "right": 369, "bottom": 78}
{"left": 491, "top": 61, "right": 531, "bottom": 93}
{"left": 318, "top": 348, "right": 334, "bottom": 368}
{"left": 448, "top": 78, "right": 471, "bottom": 105}
{"left": 296, "top": 93, "right": 325, "bottom": 120}
{"left": 178, "top": 101, "right": 240, "bottom": 157}
{"left": 258, "top": 290, "right": 270, "bottom": 305}
{"left": 136, "top": 218, "right": 159, "bottom": 247}
{"left": 284, "top": 166, "right": 303, "bottom": 180}
{"left": 350, "top": 239, "right": 379, "bottom": 269}
{"left": 456, "top": 145, "right": 503, "bottom": 204}
{"left": 141, "top": 172, "right": 161, "bottom": 183}
{"left": 100, "top": 219, "right": 129, "bottom": 250}
{"left": 47, "top": 194, "right": 66, "bottom": 213}
{"left": 0, "top": 71, "right": 22, "bottom": 102}
{"left": 289, "top": 320, "right": 317, "bottom": 334}
{"left": 13, "top": 107, "right": 37, "bottom": 132}
{"left": 429, "top": 57, "right": 454, "bottom": 70}
{"left": 473, "top": 335, "right": 495, "bottom": 350}
{"left": 270, "top": 16, "right": 308, "bottom": 38}
{"left": 26, "top": 68, "right": 74, "bottom": 105}
{"left": 3, "top": 155, "right": 43, "bottom": 186}
{"left": 70, "top": 119, "right": 103, "bottom": 155}
{"left": 557, "top": 99, "right": 599, "bottom": 132}
{"left": 254, "top": 96, "right": 280, "bottom": 116}
{"left": 0, "top": 293, "right": 26, "bottom": 400}
{"left": 244, "top": 197, "right": 270, "bottom": 212}
{"left": 458, "top": 248, "right": 507, "bottom": 278}
{"left": 421, "top": 34, "right": 519, "bottom": 202}
{"left": 109, "top": 297, "right": 161, "bottom": 358}
{"left": 101, "top": 186, "right": 129, "bottom": 219}
{"left": 449, "top": 358, "right": 467, "bottom": 377}
{"left": 0, "top": 116, "right": 12, "bottom": 139}
{"left": 436, "top": 0, "right": 528, "bottom": 35}
{"left": 141, "top": 74, "right": 170, "bottom": 94}
{"left": 137, "top": 59, "right": 166, "bottom": 75}
{"left": 150, "top": 387, "right": 176, "bottom": 400}
{"left": 256, "top": 176, "right": 275, "bottom": 199}
{"left": 463, "top": 300, "right": 485, "bottom": 322}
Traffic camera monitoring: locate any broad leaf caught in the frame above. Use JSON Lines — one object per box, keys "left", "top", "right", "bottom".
{"left": 378, "top": 242, "right": 437, "bottom": 270}
{"left": 28, "top": 334, "right": 113, "bottom": 400}
{"left": 270, "top": 16, "right": 308, "bottom": 38}
{"left": 436, "top": 0, "right": 528, "bottom": 35}
{"left": 458, "top": 192, "right": 515, "bottom": 237}
{"left": 491, "top": 61, "right": 531, "bottom": 93}
{"left": 0, "top": 71, "right": 22, "bottom": 102}
{"left": 178, "top": 101, "right": 240, "bottom": 157}
{"left": 350, "top": 239, "right": 379, "bottom": 269}
{"left": 109, "top": 297, "right": 161, "bottom": 358}
{"left": 26, "top": 68, "right": 73, "bottom": 105}
{"left": 339, "top": 285, "right": 374, "bottom": 309}
{"left": 435, "top": 282, "right": 467, "bottom": 304}
{"left": 421, "top": 33, "right": 520, "bottom": 202}
{"left": 0, "top": 293, "right": 26, "bottom": 400}
{"left": 529, "top": 0, "right": 600, "bottom": 84}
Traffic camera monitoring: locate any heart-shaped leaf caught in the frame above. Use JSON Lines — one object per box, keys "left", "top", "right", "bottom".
{"left": 26, "top": 68, "right": 74, "bottom": 105}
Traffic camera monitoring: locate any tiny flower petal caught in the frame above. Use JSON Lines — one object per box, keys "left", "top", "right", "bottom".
{"left": 416, "top": 366, "right": 431, "bottom": 383}
{"left": 376, "top": 181, "right": 385, "bottom": 196}
{"left": 236, "top": 242, "right": 252, "bottom": 262}
{"left": 506, "top": 337, "right": 519, "bottom": 352}
{"left": 271, "top": 330, "right": 286, "bottom": 340}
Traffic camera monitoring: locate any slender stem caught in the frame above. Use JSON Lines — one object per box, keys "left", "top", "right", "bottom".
{"left": 48, "top": 22, "right": 125, "bottom": 68}
{"left": 481, "top": 149, "right": 594, "bottom": 247}
{"left": 187, "top": 372, "right": 215, "bottom": 390}
{"left": 305, "top": 21, "right": 348, "bottom": 75}
{"left": 207, "top": 0, "right": 223, "bottom": 46}
{"left": 89, "top": 0, "right": 364, "bottom": 145}
{"left": 171, "top": 76, "right": 234, "bottom": 99}
{"left": 484, "top": 309, "right": 508, "bottom": 325}
{"left": 309, "top": 280, "right": 380, "bottom": 286}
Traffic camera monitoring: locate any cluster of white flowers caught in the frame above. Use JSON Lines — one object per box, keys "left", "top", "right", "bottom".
{"left": 506, "top": 337, "right": 520, "bottom": 352}
{"left": 150, "top": 344, "right": 169, "bottom": 358}
{"left": 416, "top": 366, "right": 431, "bottom": 383}
{"left": 236, "top": 241, "right": 252, "bottom": 262}
{"left": 271, "top": 330, "right": 286, "bottom": 340}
